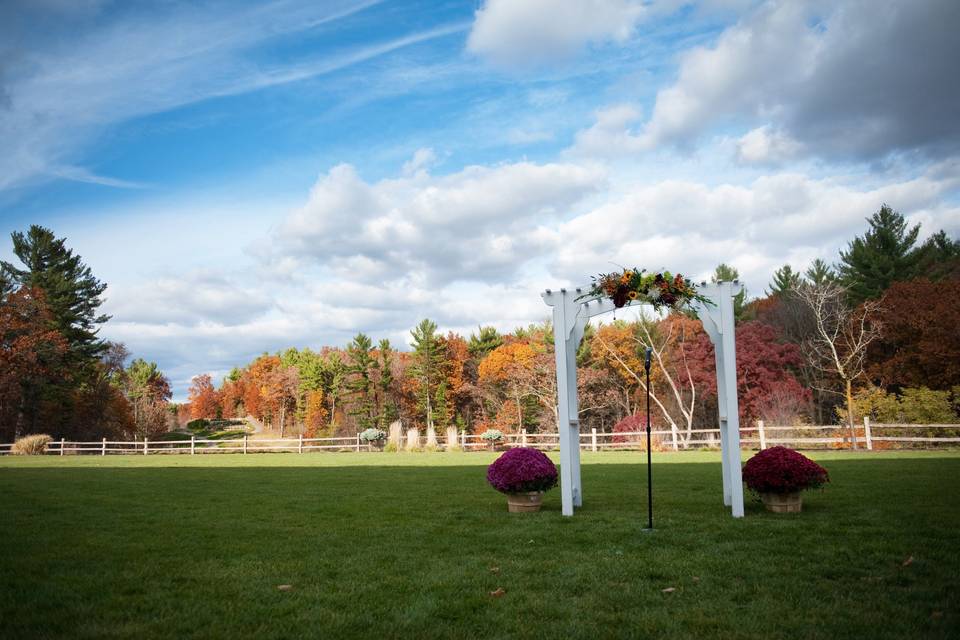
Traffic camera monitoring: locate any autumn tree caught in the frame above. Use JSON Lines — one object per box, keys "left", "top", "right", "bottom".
{"left": 0, "top": 287, "right": 68, "bottom": 440}
{"left": 868, "top": 278, "right": 960, "bottom": 389}
{"left": 187, "top": 374, "right": 220, "bottom": 420}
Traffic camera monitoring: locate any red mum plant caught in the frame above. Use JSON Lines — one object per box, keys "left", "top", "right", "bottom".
{"left": 487, "top": 448, "right": 558, "bottom": 494}
{"left": 742, "top": 446, "right": 829, "bottom": 495}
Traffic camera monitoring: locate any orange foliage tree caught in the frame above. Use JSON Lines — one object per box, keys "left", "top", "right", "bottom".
{"left": 187, "top": 374, "right": 220, "bottom": 420}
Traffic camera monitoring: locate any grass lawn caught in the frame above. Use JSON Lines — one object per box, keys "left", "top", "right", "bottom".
{"left": 1, "top": 450, "right": 958, "bottom": 639}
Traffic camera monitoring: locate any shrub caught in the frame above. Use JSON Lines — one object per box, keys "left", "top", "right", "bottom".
{"left": 12, "top": 434, "right": 53, "bottom": 455}
{"left": 383, "top": 442, "right": 399, "bottom": 453}
{"left": 742, "top": 446, "right": 829, "bottom": 495}
{"left": 186, "top": 419, "right": 210, "bottom": 432}
{"left": 359, "top": 428, "right": 386, "bottom": 443}
{"left": 487, "top": 447, "right": 558, "bottom": 494}
{"left": 480, "top": 429, "right": 504, "bottom": 442}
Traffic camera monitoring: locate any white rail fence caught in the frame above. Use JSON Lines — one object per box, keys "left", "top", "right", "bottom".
{"left": 1, "top": 419, "right": 958, "bottom": 456}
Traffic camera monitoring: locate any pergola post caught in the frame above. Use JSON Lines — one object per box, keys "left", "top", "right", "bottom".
{"left": 543, "top": 280, "right": 745, "bottom": 518}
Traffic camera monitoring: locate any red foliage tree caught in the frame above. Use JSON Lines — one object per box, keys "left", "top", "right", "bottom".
{"left": 869, "top": 278, "right": 960, "bottom": 389}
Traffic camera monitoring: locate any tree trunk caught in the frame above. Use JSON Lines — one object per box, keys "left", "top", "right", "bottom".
{"left": 845, "top": 379, "right": 858, "bottom": 450}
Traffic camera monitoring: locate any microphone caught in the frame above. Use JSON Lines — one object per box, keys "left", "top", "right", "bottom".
{"left": 644, "top": 347, "right": 652, "bottom": 373}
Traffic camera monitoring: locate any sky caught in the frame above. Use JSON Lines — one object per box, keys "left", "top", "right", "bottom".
{"left": 2, "top": 0, "right": 959, "bottom": 401}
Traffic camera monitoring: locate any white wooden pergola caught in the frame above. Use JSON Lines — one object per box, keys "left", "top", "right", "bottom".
{"left": 542, "top": 280, "right": 745, "bottom": 518}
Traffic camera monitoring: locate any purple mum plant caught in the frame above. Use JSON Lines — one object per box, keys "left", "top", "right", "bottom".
{"left": 487, "top": 447, "right": 558, "bottom": 494}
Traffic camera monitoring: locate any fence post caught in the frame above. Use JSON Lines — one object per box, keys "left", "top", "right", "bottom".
{"left": 243, "top": 435, "right": 247, "bottom": 454}
{"left": 356, "top": 433, "right": 361, "bottom": 452}
{"left": 299, "top": 434, "right": 303, "bottom": 454}
{"left": 758, "top": 420, "right": 766, "bottom": 450}
{"left": 671, "top": 424, "right": 678, "bottom": 451}
{"left": 864, "top": 416, "right": 873, "bottom": 451}
{"left": 191, "top": 436, "right": 195, "bottom": 455}
{"left": 143, "top": 437, "right": 148, "bottom": 456}
{"left": 461, "top": 431, "right": 467, "bottom": 450}
{"left": 60, "top": 437, "right": 65, "bottom": 456}
{"left": 521, "top": 429, "right": 527, "bottom": 446}
{"left": 102, "top": 437, "right": 107, "bottom": 456}
{"left": 591, "top": 428, "right": 597, "bottom": 452}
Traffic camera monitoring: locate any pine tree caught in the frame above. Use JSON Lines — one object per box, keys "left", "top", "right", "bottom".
{"left": 712, "top": 263, "right": 746, "bottom": 320}
{"left": 767, "top": 265, "right": 802, "bottom": 297}
{"left": 410, "top": 318, "right": 442, "bottom": 429}
{"left": 804, "top": 258, "right": 837, "bottom": 286}
{"left": 468, "top": 326, "right": 503, "bottom": 359}
{"left": 378, "top": 339, "right": 399, "bottom": 428}
{"left": 839, "top": 204, "right": 923, "bottom": 303}
{"left": 346, "top": 333, "right": 377, "bottom": 430}
{"left": 433, "top": 382, "right": 450, "bottom": 430}
{"left": 1, "top": 226, "right": 109, "bottom": 365}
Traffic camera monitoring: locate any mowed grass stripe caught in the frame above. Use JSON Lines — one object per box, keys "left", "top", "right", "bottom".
{"left": 1, "top": 451, "right": 957, "bottom": 639}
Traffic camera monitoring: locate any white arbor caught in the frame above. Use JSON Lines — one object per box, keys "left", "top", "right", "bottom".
{"left": 542, "top": 281, "right": 745, "bottom": 518}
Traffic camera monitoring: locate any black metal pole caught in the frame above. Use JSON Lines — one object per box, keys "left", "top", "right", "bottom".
{"left": 645, "top": 347, "right": 653, "bottom": 530}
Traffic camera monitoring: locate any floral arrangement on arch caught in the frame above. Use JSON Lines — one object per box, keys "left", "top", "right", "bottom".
{"left": 742, "top": 446, "right": 829, "bottom": 495}
{"left": 580, "top": 268, "right": 711, "bottom": 309}
{"left": 487, "top": 447, "right": 559, "bottom": 494}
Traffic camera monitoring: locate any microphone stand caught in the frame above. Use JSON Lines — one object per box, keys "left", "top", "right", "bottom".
{"left": 645, "top": 347, "right": 653, "bottom": 530}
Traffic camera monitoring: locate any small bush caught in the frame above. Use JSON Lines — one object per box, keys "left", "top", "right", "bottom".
{"left": 12, "top": 434, "right": 53, "bottom": 455}
{"left": 359, "top": 428, "right": 386, "bottom": 443}
{"left": 186, "top": 419, "right": 210, "bottom": 431}
{"left": 480, "top": 429, "right": 504, "bottom": 442}
{"left": 424, "top": 444, "right": 440, "bottom": 453}
{"left": 383, "top": 442, "right": 399, "bottom": 453}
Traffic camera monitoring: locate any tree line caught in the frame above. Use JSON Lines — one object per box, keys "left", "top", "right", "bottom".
{"left": 181, "top": 204, "right": 960, "bottom": 439}
{"left": 2, "top": 204, "right": 958, "bottom": 444}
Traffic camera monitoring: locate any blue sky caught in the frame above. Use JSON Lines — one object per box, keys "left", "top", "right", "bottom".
{"left": 2, "top": 0, "right": 959, "bottom": 400}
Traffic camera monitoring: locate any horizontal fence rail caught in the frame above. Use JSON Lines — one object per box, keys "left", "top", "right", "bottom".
{"left": 2, "top": 419, "right": 959, "bottom": 456}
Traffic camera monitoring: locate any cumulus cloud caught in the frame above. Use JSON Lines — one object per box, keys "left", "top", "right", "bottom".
{"left": 268, "top": 158, "right": 606, "bottom": 285}
{"left": 551, "top": 166, "right": 960, "bottom": 289}
{"left": 467, "top": 0, "right": 646, "bottom": 66}
{"left": 735, "top": 126, "right": 803, "bottom": 166}
{"left": 578, "top": 0, "right": 960, "bottom": 161}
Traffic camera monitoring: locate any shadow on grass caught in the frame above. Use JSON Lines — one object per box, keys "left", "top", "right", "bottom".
{"left": 1, "top": 456, "right": 958, "bottom": 639}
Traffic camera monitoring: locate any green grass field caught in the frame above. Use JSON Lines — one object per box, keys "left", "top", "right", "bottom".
{"left": 1, "top": 450, "right": 958, "bottom": 639}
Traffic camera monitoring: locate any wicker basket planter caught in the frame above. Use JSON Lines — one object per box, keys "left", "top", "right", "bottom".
{"left": 760, "top": 491, "right": 803, "bottom": 513}
{"left": 506, "top": 491, "right": 544, "bottom": 513}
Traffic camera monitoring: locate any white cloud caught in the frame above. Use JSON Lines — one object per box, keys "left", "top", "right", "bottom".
{"left": 735, "top": 126, "right": 803, "bottom": 165}
{"left": 268, "top": 157, "right": 606, "bottom": 285}
{"left": 570, "top": 1, "right": 960, "bottom": 161}
{"left": 467, "top": 0, "right": 646, "bottom": 66}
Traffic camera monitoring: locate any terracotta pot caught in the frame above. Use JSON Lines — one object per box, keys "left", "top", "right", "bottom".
{"left": 761, "top": 491, "right": 803, "bottom": 513}
{"left": 506, "top": 491, "right": 544, "bottom": 513}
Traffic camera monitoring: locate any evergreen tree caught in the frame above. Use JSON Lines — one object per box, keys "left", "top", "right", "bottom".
{"left": 767, "top": 264, "right": 802, "bottom": 297}
{"left": 712, "top": 263, "right": 746, "bottom": 320}
{"left": 1, "top": 226, "right": 109, "bottom": 365}
{"left": 468, "top": 326, "right": 502, "bottom": 359}
{"left": 433, "top": 382, "right": 450, "bottom": 430}
{"left": 410, "top": 318, "right": 442, "bottom": 429}
{"left": 915, "top": 230, "right": 960, "bottom": 280}
{"left": 804, "top": 258, "right": 837, "bottom": 286}
{"left": 346, "top": 333, "right": 377, "bottom": 430}
{"left": 378, "top": 339, "right": 399, "bottom": 428}
{"left": 839, "top": 204, "right": 923, "bottom": 303}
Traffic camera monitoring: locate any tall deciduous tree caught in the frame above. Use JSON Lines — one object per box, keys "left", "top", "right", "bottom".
{"left": 795, "top": 282, "right": 882, "bottom": 448}
{"left": 187, "top": 374, "right": 220, "bottom": 420}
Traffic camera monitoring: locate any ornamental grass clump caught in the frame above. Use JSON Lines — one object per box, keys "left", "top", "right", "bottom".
{"left": 11, "top": 434, "right": 53, "bottom": 455}
{"left": 487, "top": 448, "right": 558, "bottom": 495}
{"left": 742, "top": 446, "right": 829, "bottom": 495}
